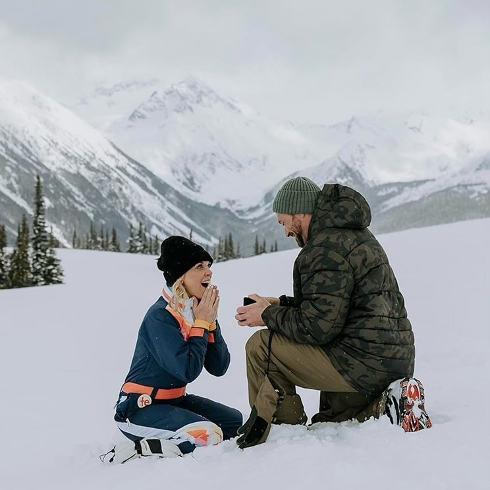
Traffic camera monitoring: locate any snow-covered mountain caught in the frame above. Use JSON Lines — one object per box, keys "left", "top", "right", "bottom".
{"left": 106, "top": 76, "right": 338, "bottom": 211}
{"left": 0, "top": 77, "right": 236, "bottom": 248}
{"left": 1, "top": 75, "right": 489, "bottom": 255}
{"left": 101, "top": 77, "right": 490, "bottom": 231}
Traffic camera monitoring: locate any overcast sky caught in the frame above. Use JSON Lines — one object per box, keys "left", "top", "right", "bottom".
{"left": 1, "top": 0, "right": 489, "bottom": 124}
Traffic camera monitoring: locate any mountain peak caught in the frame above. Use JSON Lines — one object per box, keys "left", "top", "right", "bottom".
{"left": 128, "top": 76, "right": 238, "bottom": 122}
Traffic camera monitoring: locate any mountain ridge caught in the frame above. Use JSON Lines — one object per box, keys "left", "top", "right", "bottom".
{"left": 1, "top": 75, "right": 489, "bottom": 255}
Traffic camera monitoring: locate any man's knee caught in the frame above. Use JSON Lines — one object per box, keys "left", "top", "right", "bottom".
{"left": 245, "top": 329, "right": 271, "bottom": 360}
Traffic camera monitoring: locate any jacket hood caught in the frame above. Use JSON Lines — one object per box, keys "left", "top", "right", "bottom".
{"left": 309, "top": 184, "right": 371, "bottom": 235}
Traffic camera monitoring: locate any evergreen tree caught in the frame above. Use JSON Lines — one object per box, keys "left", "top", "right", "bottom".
{"left": 87, "top": 221, "right": 97, "bottom": 250}
{"left": 133, "top": 222, "right": 145, "bottom": 254}
{"left": 98, "top": 224, "right": 105, "bottom": 250}
{"left": 153, "top": 234, "right": 160, "bottom": 255}
{"left": 254, "top": 235, "right": 260, "bottom": 256}
{"left": 8, "top": 214, "right": 32, "bottom": 288}
{"left": 127, "top": 224, "right": 136, "bottom": 253}
{"left": 218, "top": 236, "right": 226, "bottom": 262}
{"left": 0, "top": 224, "right": 8, "bottom": 288}
{"left": 30, "top": 176, "right": 64, "bottom": 286}
{"left": 109, "top": 227, "right": 121, "bottom": 252}
{"left": 140, "top": 223, "right": 149, "bottom": 254}
{"left": 43, "top": 228, "right": 64, "bottom": 285}
{"left": 224, "top": 233, "right": 236, "bottom": 260}
{"left": 72, "top": 228, "right": 78, "bottom": 249}
{"left": 31, "top": 175, "right": 50, "bottom": 286}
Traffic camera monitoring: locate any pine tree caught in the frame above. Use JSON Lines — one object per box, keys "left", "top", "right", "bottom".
{"left": 134, "top": 222, "right": 145, "bottom": 254}
{"left": 254, "top": 235, "right": 260, "bottom": 256}
{"left": 31, "top": 175, "right": 50, "bottom": 286}
{"left": 98, "top": 224, "right": 105, "bottom": 250}
{"left": 43, "top": 228, "right": 64, "bottom": 285}
{"left": 216, "top": 236, "right": 225, "bottom": 262}
{"left": 140, "top": 223, "right": 149, "bottom": 254}
{"left": 0, "top": 224, "right": 8, "bottom": 288}
{"left": 8, "top": 214, "right": 32, "bottom": 288}
{"left": 109, "top": 227, "right": 120, "bottom": 252}
{"left": 225, "top": 233, "right": 236, "bottom": 260}
{"left": 87, "top": 221, "right": 97, "bottom": 250}
{"left": 127, "top": 224, "right": 136, "bottom": 253}
{"left": 153, "top": 234, "right": 160, "bottom": 255}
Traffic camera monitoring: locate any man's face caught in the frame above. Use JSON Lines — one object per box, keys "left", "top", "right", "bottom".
{"left": 276, "top": 213, "right": 306, "bottom": 248}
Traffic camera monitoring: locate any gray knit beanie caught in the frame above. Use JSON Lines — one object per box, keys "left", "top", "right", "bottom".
{"left": 272, "top": 177, "right": 321, "bottom": 214}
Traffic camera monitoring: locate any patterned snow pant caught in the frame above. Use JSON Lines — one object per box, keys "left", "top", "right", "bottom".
{"left": 114, "top": 392, "right": 243, "bottom": 454}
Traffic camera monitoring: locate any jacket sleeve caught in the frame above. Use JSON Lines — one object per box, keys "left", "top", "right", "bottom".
{"left": 262, "top": 245, "right": 354, "bottom": 345}
{"left": 204, "top": 319, "right": 230, "bottom": 376}
{"left": 141, "top": 308, "right": 209, "bottom": 384}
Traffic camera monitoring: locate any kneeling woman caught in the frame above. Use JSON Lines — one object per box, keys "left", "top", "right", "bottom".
{"left": 105, "top": 236, "right": 242, "bottom": 462}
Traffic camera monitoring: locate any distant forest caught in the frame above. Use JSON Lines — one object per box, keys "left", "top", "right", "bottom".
{"left": 0, "top": 175, "right": 278, "bottom": 290}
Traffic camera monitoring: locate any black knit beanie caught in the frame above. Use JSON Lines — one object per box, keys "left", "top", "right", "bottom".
{"left": 157, "top": 236, "right": 213, "bottom": 287}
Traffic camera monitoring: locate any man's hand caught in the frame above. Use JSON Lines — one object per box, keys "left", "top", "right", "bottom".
{"left": 235, "top": 294, "right": 271, "bottom": 327}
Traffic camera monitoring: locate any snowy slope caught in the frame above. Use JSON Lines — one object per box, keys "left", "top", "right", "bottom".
{"left": 0, "top": 218, "right": 488, "bottom": 490}
{"left": 0, "top": 77, "right": 227, "bottom": 246}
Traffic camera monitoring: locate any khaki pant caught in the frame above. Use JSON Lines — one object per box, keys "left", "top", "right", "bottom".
{"left": 245, "top": 329, "right": 384, "bottom": 425}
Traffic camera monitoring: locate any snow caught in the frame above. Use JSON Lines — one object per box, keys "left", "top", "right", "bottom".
{"left": 0, "top": 218, "right": 489, "bottom": 490}
{"left": 99, "top": 79, "right": 490, "bottom": 211}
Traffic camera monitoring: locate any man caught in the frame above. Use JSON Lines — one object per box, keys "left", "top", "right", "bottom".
{"left": 235, "top": 177, "right": 432, "bottom": 449}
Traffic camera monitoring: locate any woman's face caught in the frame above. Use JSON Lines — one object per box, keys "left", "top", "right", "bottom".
{"left": 183, "top": 261, "right": 213, "bottom": 299}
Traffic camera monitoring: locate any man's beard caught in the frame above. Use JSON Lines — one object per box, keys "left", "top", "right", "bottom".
{"left": 294, "top": 234, "right": 306, "bottom": 248}
{"left": 291, "top": 219, "right": 306, "bottom": 247}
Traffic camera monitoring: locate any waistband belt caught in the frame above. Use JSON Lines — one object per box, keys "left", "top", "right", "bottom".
{"left": 122, "top": 382, "right": 186, "bottom": 400}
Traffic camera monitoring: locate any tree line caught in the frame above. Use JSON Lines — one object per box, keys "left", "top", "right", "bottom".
{"left": 0, "top": 177, "right": 281, "bottom": 290}
{"left": 0, "top": 176, "right": 63, "bottom": 289}
{"left": 71, "top": 221, "right": 161, "bottom": 255}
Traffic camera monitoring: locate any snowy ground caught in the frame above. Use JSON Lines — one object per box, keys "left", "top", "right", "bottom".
{"left": 0, "top": 218, "right": 489, "bottom": 490}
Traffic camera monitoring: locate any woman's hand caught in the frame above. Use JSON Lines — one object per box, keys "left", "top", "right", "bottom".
{"left": 193, "top": 285, "right": 219, "bottom": 324}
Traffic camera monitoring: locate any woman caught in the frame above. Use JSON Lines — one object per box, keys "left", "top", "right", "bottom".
{"left": 101, "top": 236, "right": 242, "bottom": 463}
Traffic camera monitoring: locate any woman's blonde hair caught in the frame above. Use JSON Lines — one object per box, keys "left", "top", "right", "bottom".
{"left": 169, "top": 275, "right": 189, "bottom": 314}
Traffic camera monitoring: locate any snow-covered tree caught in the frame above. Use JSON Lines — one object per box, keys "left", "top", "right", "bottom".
{"left": 8, "top": 214, "right": 32, "bottom": 288}
{"left": 43, "top": 228, "right": 63, "bottom": 285}
{"left": 0, "top": 224, "right": 8, "bottom": 288}
{"left": 31, "top": 175, "right": 50, "bottom": 285}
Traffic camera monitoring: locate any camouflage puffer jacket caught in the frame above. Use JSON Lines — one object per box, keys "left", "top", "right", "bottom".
{"left": 262, "top": 183, "right": 415, "bottom": 395}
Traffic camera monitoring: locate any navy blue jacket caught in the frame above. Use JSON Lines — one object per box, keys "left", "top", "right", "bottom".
{"left": 124, "top": 296, "right": 230, "bottom": 389}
